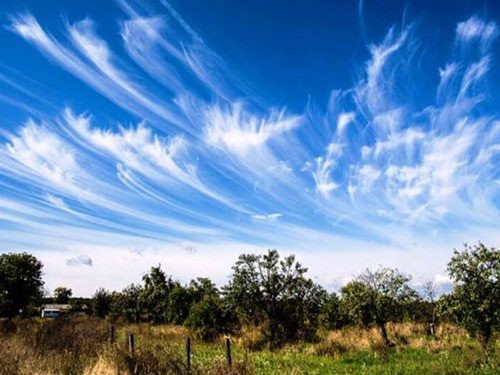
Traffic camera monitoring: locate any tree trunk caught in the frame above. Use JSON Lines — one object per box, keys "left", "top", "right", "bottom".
{"left": 479, "top": 325, "right": 491, "bottom": 349}
{"left": 269, "top": 320, "right": 277, "bottom": 351}
{"left": 429, "top": 304, "right": 436, "bottom": 336}
{"left": 379, "top": 323, "right": 392, "bottom": 347}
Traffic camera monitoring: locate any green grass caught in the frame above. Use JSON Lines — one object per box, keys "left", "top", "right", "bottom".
{"left": 245, "top": 348, "right": 499, "bottom": 374}
{"left": 1, "top": 319, "right": 498, "bottom": 374}
{"left": 126, "top": 331, "right": 499, "bottom": 374}
{"left": 182, "top": 344, "right": 499, "bottom": 375}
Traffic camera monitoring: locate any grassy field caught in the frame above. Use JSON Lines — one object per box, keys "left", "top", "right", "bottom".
{"left": 0, "top": 318, "right": 498, "bottom": 374}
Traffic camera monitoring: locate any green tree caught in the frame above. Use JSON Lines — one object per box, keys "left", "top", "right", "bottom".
{"left": 166, "top": 278, "right": 219, "bottom": 325}
{"left": 446, "top": 243, "right": 499, "bottom": 346}
{"left": 185, "top": 279, "right": 236, "bottom": 341}
{"left": 166, "top": 284, "right": 193, "bottom": 325}
{"left": 225, "top": 249, "right": 326, "bottom": 348}
{"left": 319, "top": 292, "right": 344, "bottom": 330}
{"left": 110, "top": 284, "right": 142, "bottom": 322}
{"left": 340, "top": 267, "right": 416, "bottom": 346}
{"left": 92, "top": 288, "right": 112, "bottom": 318}
{"left": 139, "top": 265, "right": 176, "bottom": 323}
{"left": 53, "top": 287, "right": 72, "bottom": 304}
{"left": 186, "top": 293, "right": 233, "bottom": 341}
{"left": 0, "top": 252, "right": 44, "bottom": 317}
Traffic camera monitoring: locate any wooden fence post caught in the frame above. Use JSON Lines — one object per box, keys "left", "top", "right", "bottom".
{"left": 225, "top": 337, "right": 232, "bottom": 367}
{"left": 110, "top": 325, "right": 116, "bottom": 344}
{"left": 186, "top": 336, "right": 191, "bottom": 372}
{"left": 128, "top": 333, "right": 135, "bottom": 355}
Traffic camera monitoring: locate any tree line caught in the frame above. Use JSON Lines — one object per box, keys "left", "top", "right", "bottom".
{"left": 0, "top": 243, "right": 498, "bottom": 348}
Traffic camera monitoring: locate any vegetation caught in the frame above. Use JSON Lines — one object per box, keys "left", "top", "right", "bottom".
{"left": 92, "top": 288, "right": 113, "bottom": 318}
{"left": 224, "top": 249, "right": 325, "bottom": 347}
{"left": 446, "top": 243, "right": 499, "bottom": 346}
{"left": 0, "top": 318, "right": 497, "bottom": 374}
{"left": 340, "top": 267, "right": 416, "bottom": 346}
{"left": 53, "top": 287, "right": 73, "bottom": 304}
{"left": 0, "top": 242, "right": 498, "bottom": 373}
{"left": 0, "top": 252, "right": 44, "bottom": 317}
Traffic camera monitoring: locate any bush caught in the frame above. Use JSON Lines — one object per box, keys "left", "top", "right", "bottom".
{"left": 186, "top": 295, "right": 235, "bottom": 341}
{"left": 0, "top": 318, "right": 17, "bottom": 336}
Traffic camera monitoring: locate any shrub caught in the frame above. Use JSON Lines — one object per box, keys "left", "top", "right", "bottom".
{"left": 187, "top": 294, "right": 235, "bottom": 341}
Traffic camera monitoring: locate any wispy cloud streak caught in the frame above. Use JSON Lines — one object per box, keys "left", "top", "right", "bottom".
{"left": 1, "top": 4, "right": 499, "bottom": 294}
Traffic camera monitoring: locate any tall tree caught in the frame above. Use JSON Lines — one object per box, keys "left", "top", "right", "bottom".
{"left": 0, "top": 252, "right": 44, "bottom": 317}
{"left": 446, "top": 243, "right": 499, "bottom": 346}
{"left": 185, "top": 278, "right": 236, "bottom": 341}
{"left": 225, "top": 249, "right": 326, "bottom": 348}
{"left": 139, "top": 265, "right": 176, "bottom": 323}
{"left": 92, "top": 288, "right": 112, "bottom": 318}
{"left": 341, "top": 267, "right": 416, "bottom": 346}
{"left": 110, "top": 284, "right": 142, "bottom": 322}
{"left": 53, "top": 287, "right": 73, "bottom": 304}
{"left": 319, "top": 292, "right": 344, "bottom": 330}
{"left": 421, "top": 281, "right": 437, "bottom": 335}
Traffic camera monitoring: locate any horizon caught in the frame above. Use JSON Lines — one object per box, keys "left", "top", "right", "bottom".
{"left": 0, "top": 0, "right": 499, "bottom": 297}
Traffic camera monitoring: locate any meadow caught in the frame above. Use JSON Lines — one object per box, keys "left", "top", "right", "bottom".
{"left": 0, "top": 317, "right": 498, "bottom": 375}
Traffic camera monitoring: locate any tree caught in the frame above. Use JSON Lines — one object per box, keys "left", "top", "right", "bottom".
{"left": 166, "top": 278, "right": 219, "bottom": 325}
{"left": 110, "top": 284, "right": 142, "bottom": 322}
{"left": 0, "top": 252, "right": 44, "bottom": 317}
{"left": 340, "top": 267, "right": 416, "bottom": 346}
{"left": 421, "top": 281, "right": 437, "bottom": 335}
{"left": 92, "top": 288, "right": 112, "bottom": 318}
{"left": 446, "top": 243, "right": 499, "bottom": 347}
{"left": 319, "top": 292, "right": 345, "bottom": 330}
{"left": 225, "top": 249, "right": 326, "bottom": 348}
{"left": 139, "top": 265, "right": 176, "bottom": 323}
{"left": 53, "top": 287, "right": 72, "bottom": 304}
{"left": 166, "top": 284, "right": 194, "bottom": 325}
{"left": 185, "top": 279, "right": 236, "bottom": 341}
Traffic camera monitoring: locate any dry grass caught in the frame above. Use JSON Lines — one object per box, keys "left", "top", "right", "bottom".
{"left": 236, "top": 325, "right": 267, "bottom": 351}
{"left": 310, "top": 322, "right": 475, "bottom": 357}
{"left": 0, "top": 318, "right": 497, "bottom": 374}
{"left": 0, "top": 317, "right": 109, "bottom": 374}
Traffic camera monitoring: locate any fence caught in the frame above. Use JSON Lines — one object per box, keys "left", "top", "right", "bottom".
{"left": 110, "top": 325, "right": 233, "bottom": 371}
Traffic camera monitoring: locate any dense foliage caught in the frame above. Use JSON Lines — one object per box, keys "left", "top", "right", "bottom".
{"left": 0, "top": 252, "right": 44, "bottom": 317}
{"left": 53, "top": 287, "right": 72, "bottom": 304}
{"left": 340, "top": 268, "right": 416, "bottom": 346}
{"left": 224, "top": 250, "right": 326, "bottom": 347}
{"left": 1, "top": 243, "right": 498, "bottom": 349}
{"left": 445, "top": 243, "right": 499, "bottom": 346}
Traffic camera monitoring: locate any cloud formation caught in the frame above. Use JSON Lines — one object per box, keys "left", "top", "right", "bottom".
{"left": 1, "top": 2, "right": 499, "bottom": 295}
{"left": 66, "top": 254, "right": 93, "bottom": 267}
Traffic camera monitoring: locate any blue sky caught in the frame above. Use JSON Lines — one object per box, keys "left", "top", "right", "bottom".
{"left": 0, "top": 0, "right": 499, "bottom": 296}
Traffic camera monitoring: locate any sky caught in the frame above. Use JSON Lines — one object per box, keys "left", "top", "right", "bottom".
{"left": 0, "top": 0, "right": 499, "bottom": 296}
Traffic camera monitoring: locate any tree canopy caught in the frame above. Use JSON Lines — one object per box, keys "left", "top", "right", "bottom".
{"left": 224, "top": 249, "right": 326, "bottom": 347}
{"left": 53, "top": 287, "right": 73, "bottom": 304}
{"left": 341, "top": 267, "right": 416, "bottom": 346}
{"left": 0, "top": 252, "right": 44, "bottom": 317}
{"left": 446, "top": 243, "right": 499, "bottom": 346}
{"left": 1, "top": 244, "right": 498, "bottom": 349}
